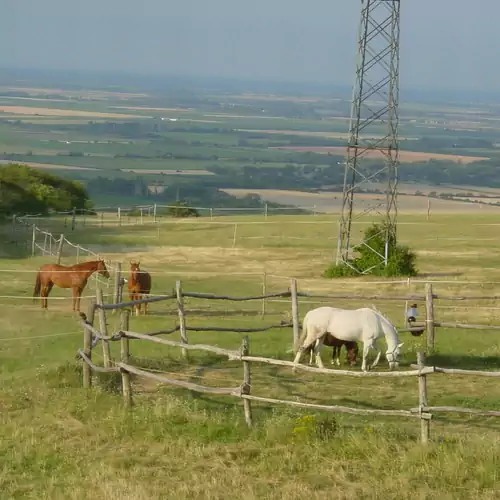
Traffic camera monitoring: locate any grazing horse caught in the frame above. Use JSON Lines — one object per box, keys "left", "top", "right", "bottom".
{"left": 303, "top": 332, "right": 359, "bottom": 367}
{"left": 293, "top": 306, "right": 403, "bottom": 372}
{"left": 128, "top": 261, "right": 152, "bottom": 316}
{"left": 33, "top": 259, "right": 110, "bottom": 312}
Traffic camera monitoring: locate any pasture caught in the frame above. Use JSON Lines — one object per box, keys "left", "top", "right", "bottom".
{"left": 2, "top": 210, "right": 500, "bottom": 498}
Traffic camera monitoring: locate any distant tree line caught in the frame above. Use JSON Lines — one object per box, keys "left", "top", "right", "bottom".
{"left": 85, "top": 176, "right": 292, "bottom": 211}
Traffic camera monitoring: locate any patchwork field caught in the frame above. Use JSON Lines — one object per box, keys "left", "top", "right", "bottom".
{"left": 0, "top": 105, "right": 151, "bottom": 119}
{"left": 0, "top": 86, "right": 149, "bottom": 100}
{"left": 270, "top": 146, "right": 490, "bottom": 164}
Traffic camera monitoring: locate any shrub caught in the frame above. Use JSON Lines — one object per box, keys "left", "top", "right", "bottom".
{"left": 324, "top": 221, "right": 418, "bottom": 278}
{"left": 167, "top": 201, "right": 200, "bottom": 218}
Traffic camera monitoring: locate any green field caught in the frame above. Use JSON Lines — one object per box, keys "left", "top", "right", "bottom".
{"left": 2, "top": 211, "right": 500, "bottom": 498}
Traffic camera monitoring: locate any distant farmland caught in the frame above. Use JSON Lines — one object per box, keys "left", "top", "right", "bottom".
{"left": 269, "top": 146, "right": 489, "bottom": 164}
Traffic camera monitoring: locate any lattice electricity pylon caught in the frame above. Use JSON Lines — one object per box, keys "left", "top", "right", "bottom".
{"left": 335, "top": 0, "right": 400, "bottom": 273}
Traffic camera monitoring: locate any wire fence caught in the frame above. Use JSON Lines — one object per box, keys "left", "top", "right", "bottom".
{"left": 12, "top": 217, "right": 117, "bottom": 299}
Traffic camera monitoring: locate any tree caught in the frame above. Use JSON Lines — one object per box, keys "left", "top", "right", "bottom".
{"left": 324, "top": 222, "right": 418, "bottom": 278}
{"left": 0, "top": 163, "right": 92, "bottom": 217}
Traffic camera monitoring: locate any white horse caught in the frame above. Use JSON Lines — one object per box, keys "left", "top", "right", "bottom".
{"left": 293, "top": 306, "right": 404, "bottom": 372}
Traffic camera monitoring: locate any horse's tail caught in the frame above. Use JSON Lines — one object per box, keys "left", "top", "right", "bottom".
{"left": 293, "top": 313, "right": 309, "bottom": 354}
{"left": 33, "top": 272, "right": 41, "bottom": 302}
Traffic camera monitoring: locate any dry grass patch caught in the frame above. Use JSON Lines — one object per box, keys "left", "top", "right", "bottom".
{"left": 0, "top": 86, "right": 148, "bottom": 100}
{"left": 239, "top": 128, "right": 400, "bottom": 140}
{"left": 0, "top": 105, "right": 150, "bottom": 119}
{"left": 120, "top": 168, "right": 214, "bottom": 175}
{"left": 230, "top": 93, "right": 323, "bottom": 103}
{"left": 270, "top": 145, "right": 489, "bottom": 163}
{"left": 110, "top": 105, "right": 193, "bottom": 112}
{"left": 0, "top": 160, "right": 99, "bottom": 171}
{"left": 223, "top": 188, "right": 500, "bottom": 214}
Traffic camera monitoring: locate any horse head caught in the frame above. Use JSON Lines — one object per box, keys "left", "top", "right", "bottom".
{"left": 130, "top": 261, "right": 141, "bottom": 281}
{"left": 385, "top": 342, "right": 404, "bottom": 370}
{"left": 97, "top": 259, "right": 110, "bottom": 279}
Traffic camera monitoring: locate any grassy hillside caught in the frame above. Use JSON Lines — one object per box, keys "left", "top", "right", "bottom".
{"left": 2, "top": 211, "right": 500, "bottom": 498}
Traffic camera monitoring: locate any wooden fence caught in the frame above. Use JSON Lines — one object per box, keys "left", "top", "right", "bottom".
{"left": 13, "top": 215, "right": 500, "bottom": 345}
{"left": 78, "top": 307, "right": 500, "bottom": 445}
{"left": 75, "top": 281, "right": 500, "bottom": 444}
{"left": 88, "top": 274, "right": 500, "bottom": 355}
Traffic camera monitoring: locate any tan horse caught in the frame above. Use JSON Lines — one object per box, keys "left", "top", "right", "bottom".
{"left": 33, "top": 260, "right": 110, "bottom": 312}
{"left": 128, "top": 261, "right": 152, "bottom": 316}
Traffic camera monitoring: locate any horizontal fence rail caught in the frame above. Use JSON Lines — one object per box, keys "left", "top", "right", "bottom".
{"left": 77, "top": 307, "right": 500, "bottom": 444}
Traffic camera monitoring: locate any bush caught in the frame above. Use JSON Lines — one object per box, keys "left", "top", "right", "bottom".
{"left": 324, "top": 222, "right": 418, "bottom": 278}
{"left": 167, "top": 201, "right": 200, "bottom": 218}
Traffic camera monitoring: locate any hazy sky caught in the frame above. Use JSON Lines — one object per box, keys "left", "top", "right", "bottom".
{"left": 1, "top": 0, "right": 499, "bottom": 92}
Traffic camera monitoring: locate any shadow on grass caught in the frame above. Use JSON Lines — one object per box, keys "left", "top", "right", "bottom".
{"left": 0, "top": 236, "right": 32, "bottom": 260}
{"left": 427, "top": 353, "right": 500, "bottom": 370}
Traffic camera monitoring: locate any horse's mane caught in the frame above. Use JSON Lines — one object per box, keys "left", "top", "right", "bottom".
{"left": 370, "top": 304, "right": 388, "bottom": 320}
{"left": 370, "top": 304, "right": 397, "bottom": 330}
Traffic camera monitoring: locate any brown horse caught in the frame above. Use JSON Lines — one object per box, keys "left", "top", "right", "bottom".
{"left": 128, "top": 261, "right": 152, "bottom": 316}
{"left": 33, "top": 259, "right": 110, "bottom": 312}
{"left": 304, "top": 332, "right": 359, "bottom": 367}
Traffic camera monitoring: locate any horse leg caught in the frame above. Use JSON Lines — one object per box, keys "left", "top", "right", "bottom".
{"left": 361, "top": 342, "right": 374, "bottom": 372}
{"left": 332, "top": 346, "right": 341, "bottom": 366}
{"left": 41, "top": 282, "right": 53, "bottom": 309}
{"left": 135, "top": 296, "right": 141, "bottom": 317}
{"left": 314, "top": 338, "right": 325, "bottom": 369}
{"left": 370, "top": 343, "right": 382, "bottom": 369}
{"left": 72, "top": 287, "right": 78, "bottom": 312}
{"left": 293, "top": 348, "right": 304, "bottom": 367}
{"left": 76, "top": 288, "right": 84, "bottom": 312}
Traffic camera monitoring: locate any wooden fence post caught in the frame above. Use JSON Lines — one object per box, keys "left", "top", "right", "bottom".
{"left": 261, "top": 271, "right": 267, "bottom": 318}
{"left": 417, "top": 351, "right": 430, "bottom": 444}
{"left": 71, "top": 207, "right": 76, "bottom": 231}
{"left": 153, "top": 203, "right": 157, "bottom": 223}
{"left": 425, "top": 283, "right": 435, "bottom": 352}
{"left": 83, "top": 322, "right": 92, "bottom": 389}
{"left": 120, "top": 309, "right": 132, "bottom": 407}
{"left": 56, "top": 234, "right": 64, "bottom": 264}
{"left": 291, "top": 278, "right": 300, "bottom": 346}
{"left": 96, "top": 288, "right": 111, "bottom": 368}
{"left": 112, "top": 262, "right": 122, "bottom": 314}
{"left": 117, "top": 207, "right": 121, "bottom": 226}
{"left": 87, "top": 299, "right": 97, "bottom": 327}
{"left": 31, "top": 225, "right": 36, "bottom": 257}
{"left": 176, "top": 280, "right": 188, "bottom": 359}
{"left": 241, "top": 335, "right": 253, "bottom": 427}
{"left": 76, "top": 244, "right": 80, "bottom": 263}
